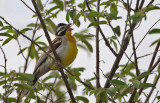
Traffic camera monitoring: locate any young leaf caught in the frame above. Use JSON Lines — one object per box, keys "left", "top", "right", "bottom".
{"left": 88, "top": 21, "right": 107, "bottom": 28}
{"left": 21, "top": 28, "right": 32, "bottom": 33}
{"left": 53, "top": 0, "right": 64, "bottom": 11}
{"left": 37, "top": 0, "right": 44, "bottom": 11}
{"left": 149, "top": 28, "right": 160, "bottom": 34}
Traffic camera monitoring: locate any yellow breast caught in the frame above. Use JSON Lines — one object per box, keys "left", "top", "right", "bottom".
{"left": 61, "top": 31, "right": 77, "bottom": 67}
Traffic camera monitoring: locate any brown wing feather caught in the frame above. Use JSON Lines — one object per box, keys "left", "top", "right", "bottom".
{"left": 32, "top": 37, "right": 62, "bottom": 83}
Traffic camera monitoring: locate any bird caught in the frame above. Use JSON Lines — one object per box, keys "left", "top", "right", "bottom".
{"left": 18, "top": 23, "right": 78, "bottom": 99}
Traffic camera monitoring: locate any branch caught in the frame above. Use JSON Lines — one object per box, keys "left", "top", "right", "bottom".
{"left": 31, "top": 0, "right": 76, "bottom": 102}
{"left": 86, "top": 1, "right": 118, "bottom": 57}
{"left": 131, "top": 34, "right": 140, "bottom": 76}
{"left": 144, "top": 71, "right": 160, "bottom": 103}
{"left": 138, "top": 40, "right": 160, "bottom": 95}
{"left": 139, "top": 0, "right": 145, "bottom": 9}
{"left": 96, "top": 0, "right": 101, "bottom": 89}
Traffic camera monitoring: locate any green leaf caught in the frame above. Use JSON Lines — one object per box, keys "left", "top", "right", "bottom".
{"left": 70, "top": 9, "right": 77, "bottom": 20}
{"left": 17, "top": 47, "right": 28, "bottom": 55}
{"left": 37, "top": 0, "right": 44, "bottom": 11}
{"left": 94, "top": 88, "right": 104, "bottom": 97}
{"left": 100, "top": 90, "right": 108, "bottom": 102}
{"left": 53, "top": 0, "right": 64, "bottom": 11}
{"left": 106, "top": 87, "right": 116, "bottom": 97}
{"left": 112, "top": 40, "right": 118, "bottom": 52}
{"left": 75, "top": 96, "right": 89, "bottom": 103}
{"left": 109, "top": 3, "right": 118, "bottom": 20}
{"left": 29, "top": 45, "right": 35, "bottom": 59}
{"left": 150, "top": 39, "right": 159, "bottom": 47}
{"left": 112, "top": 26, "right": 121, "bottom": 36}
{"left": 86, "top": 11, "right": 102, "bottom": 17}
{"left": 0, "top": 80, "right": 7, "bottom": 85}
{"left": 137, "top": 72, "right": 151, "bottom": 80}
{"left": 0, "top": 20, "right": 3, "bottom": 26}
{"left": 88, "top": 21, "right": 107, "bottom": 28}
{"left": 149, "top": 28, "right": 160, "bottom": 34}
{"left": 14, "top": 83, "right": 34, "bottom": 92}
{"left": 132, "top": 80, "right": 140, "bottom": 88}
{"left": 0, "top": 33, "right": 12, "bottom": 38}
{"left": 66, "top": 9, "right": 70, "bottom": 23}
{"left": 36, "top": 41, "right": 47, "bottom": 47}
{"left": 45, "top": 18, "right": 56, "bottom": 34}
{"left": 140, "top": 83, "right": 155, "bottom": 88}
{"left": 21, "top": 28, "right": 32, "bottom": 33}
{"left": 82, "top": 39, "right": 93, "bottom": 52}
{"left": 126, "top": 12, "right": 144, "bottom": 23}
{"left": 7, "top": 97, "right": 17, "bottom": 102}
{"left": 73, "top": 13, "right": 81, "bottom": 27}
{"left": 0, "top": 26, "right": 12, "bottom": 30}
{"left": 2, "top": 37, "right": 13, "bottom": 46}
{"left": 111, "top": 79, "right": 127, "bottom": 86}
{"left": 16, "top": 73, "right": 34, "bottom": 82}
{"left": 48, "top": 6, "right": 59, "bottom": 14}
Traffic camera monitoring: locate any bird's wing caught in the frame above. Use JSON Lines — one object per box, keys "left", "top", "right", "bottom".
{"left": 32, "top": 37, "right": 62, "bottom": 84}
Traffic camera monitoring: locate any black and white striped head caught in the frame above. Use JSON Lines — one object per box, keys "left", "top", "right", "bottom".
{"left": 56, "top": 23, "right": 72, "bottom": 36}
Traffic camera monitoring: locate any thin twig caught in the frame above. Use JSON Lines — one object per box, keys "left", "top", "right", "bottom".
{"left": 24, "top": 18, "right": 38, "bottom": 73}
{"left": 20, "top": 0, "right": 36, "bottom": 14}
{"left": 137, "top": 50, "right": 160, "bottom": 59}
{"left": 0, "top": 46, "right": 7, "bottom": 102}
{"left": 138, "top": 40, "right": 160, "bottom": 96}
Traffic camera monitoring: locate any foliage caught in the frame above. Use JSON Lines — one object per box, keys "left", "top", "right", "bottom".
{"left": 0, "top": 0, "right": 160, "bottom": 103}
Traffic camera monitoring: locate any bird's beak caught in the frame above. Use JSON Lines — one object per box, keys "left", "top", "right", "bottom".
{"left": 66, "top": 23, "right": 73, "bottom": 31}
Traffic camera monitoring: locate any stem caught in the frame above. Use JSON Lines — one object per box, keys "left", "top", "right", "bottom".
{"left": 96, "top": 0, "right": 100, "bottom": 88}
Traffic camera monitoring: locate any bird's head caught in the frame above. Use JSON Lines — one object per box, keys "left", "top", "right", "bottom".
{"left": 56, "top": 23, "right": 73, "bottom": 36}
